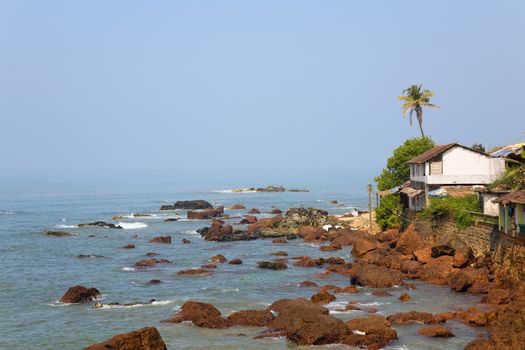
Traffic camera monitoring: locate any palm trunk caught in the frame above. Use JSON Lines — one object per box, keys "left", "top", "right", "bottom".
{"left": 417, "top": 108, "right": 425, "bottom": 137}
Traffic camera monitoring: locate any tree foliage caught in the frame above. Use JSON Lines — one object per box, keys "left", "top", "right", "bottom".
{"left": 399, "top": 84, "right": 439, "bottom": 137}
{"left": 490, "top": 150, "right": 525, "bottom": 190}
{"left": 418, "top": 195, "right": 480, "bottom": 230}
{"left": 374, "top": 137, "right": 435, "bottom": 191}
{"left": 375, "top": 194, "right": 403, "bottom": 230}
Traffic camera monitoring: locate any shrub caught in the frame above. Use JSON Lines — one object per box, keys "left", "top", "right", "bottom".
{"left": 419, "top": 195, "right": 480, "bottom": 230}
{"left": 375, "top": 194, "right": 403, "bottom": 230}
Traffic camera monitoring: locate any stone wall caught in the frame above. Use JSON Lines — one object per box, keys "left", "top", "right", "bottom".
{"left": 415, "top": 218, "right": 525, "bottom": 280}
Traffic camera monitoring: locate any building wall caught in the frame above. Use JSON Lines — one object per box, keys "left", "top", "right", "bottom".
{"left": 480, "top": 193, "right": 500, "bottom": 217}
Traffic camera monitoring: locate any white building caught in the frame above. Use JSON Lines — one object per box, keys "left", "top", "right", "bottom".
{"left": 405, "top": 143, "right": 506, "bottom": 212}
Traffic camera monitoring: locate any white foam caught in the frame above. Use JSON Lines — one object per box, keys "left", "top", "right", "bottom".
{"left": 95, "top": 300, "right": 174, "bottom": 309}
{"left": 221, "top": 288, "right": 239, "bottom": 292}
{"left": 118, "top": 222, "right": 148, "bottom": 229}
{"left": 183, "top": 230, "right": 198, "bottom": 235}
{"left": 0, "top": 211, "right": 15, "bottom": 216}
{"left": 122, "top": 267, "right": 137, "bottom": 272}
{"left": 358, "top": 301, "right": 390, "bottom": 307}
{"left": 56, "top": 224, "right": 78, "bottom": 229}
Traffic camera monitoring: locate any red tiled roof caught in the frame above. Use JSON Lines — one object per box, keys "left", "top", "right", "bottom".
{"left": 493, "top": 190, "right": 525, "bottom": 205}
{"left": 407, "top": 143, "right": 489, "bottom": 164}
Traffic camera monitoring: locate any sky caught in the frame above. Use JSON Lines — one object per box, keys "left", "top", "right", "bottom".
{"left": 0, "top": 1, "right": 524, "bottom": 176}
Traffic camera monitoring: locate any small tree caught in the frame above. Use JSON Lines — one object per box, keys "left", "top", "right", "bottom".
{"left": 375, "top": 194, "right": 403, "bottom": 230}
{"left": 375, "top": 137, "right": 435, "bottom": 191}
{"left": 399, "top": 84, "right": 439, "bottom": 137}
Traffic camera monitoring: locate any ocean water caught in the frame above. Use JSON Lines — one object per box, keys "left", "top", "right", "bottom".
{"left": 0, "top": 170, "right": 483, "bottom": 349}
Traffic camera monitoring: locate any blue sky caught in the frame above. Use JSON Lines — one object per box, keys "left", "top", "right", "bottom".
{"left": 1, "top": 1, "right": 523, "bottom": 173}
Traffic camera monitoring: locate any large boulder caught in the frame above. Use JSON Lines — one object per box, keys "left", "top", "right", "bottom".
{"left": 417, "top": 325, "right": 455, "bottom": 338}
{"left": 149, "top": 236, "right": 171, "bottom": 244}
{"left": 386, "top": 311, "right": 439, "bottom": 325}
{"left": 247, "top": 215, "right": 283, "bottom": 233}
{"left": 352, "top": 238, "right": 379, "bottom": 258}
{"left": 395, "top": 224, "right": 425, "bottom": 255}
{"left": 350, "top": 264, "right": 403, "bottom": 288}
{"left": 187, "top": 207, "right": 224, "bottom": 220}
{"left": 311, "top": 291, "right": 336, "bottom": 304}
{"left": 227, "top": 309, "right": 275, "bottom": 327}
{"left": 160, "top": 200, "right": 213, "bottom": 210}
{"left": 78, "top": 221, "right": 122, "bottom": 229}
{"left": 267, "top": 298, "right": 347, "bottom": 346}
{"left": 60, "top": 285, "right": 101, "bottom": 304}
{"left": 449, "top": 267, "right": 489, "bottom": 292}
{"left": 343, "top": 315, "right": 398, "bottom": 349}
{"left": 84, "top": 327, "right": 167, "bottom": 350}
{"left": 281, "top": 208, "right": 329, "bottom": 228}
{"left": 431, "top": 245, "right": 456, "bottom": 258}
{"left": 163, "top": 301, "right": 232, "bottom": 329}
{"left": 135, "top": 258, "right": 171, "bottom": 268}
{"left": 331, "top": 229, "right": 369, "bottom": 247}
{"left": 419, "top": 256, "right": 457, "bottom": 285}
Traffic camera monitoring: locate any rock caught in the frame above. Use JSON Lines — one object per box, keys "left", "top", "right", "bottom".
{"left": 258, "top": 261, "right": 287, "bottom": 270}
{"left": 352, "top": 238, "right": 377, "bottom": 258}
{"left": 449, "top": 267, "right": 489, "bottom": 292}
{"left": 331, "top": 229, "right": 369, "bottom": 247}
{"left": 270, "top": 208, "right": 283, "bottom": 214}
{"left": 343, "top": 315, "right": 398, "bottom": 349}
{"left": 481, "top": 288, "right": 511, "bottom": 305}
{"left": 387, "top": 311, "right": 438, "bottom": 325}
{"left": 227, "top": 309, "right": 275, "bottom": 327}
{"left": 267, "top": 298, "right": 347, "bottom": 346}
{"left": 210, "top": 254, "right": 228, "bottom": 263}
{"left": 361, "top": 249, "right": 404, "bottom": 270}
{"left": 182, "top": 238, "right": 191, "bottom": 244}
{"left": 239, "top": 215, "right": 257, "bottom": 224}
{"left": 293, "top": 256, "right": 325, "bottom": 267}
{"left": 45, "top": 230, "right": 77, "bottom": 237}
{"left": 372, "top": 290, "right": 392, "bottom": 297}
{"left": 299, "top": 281, "right": 318, "bottom": 287}
{"left": 419, "top": 256, "right": 457, "bottom": 285}
{"left": 147, "top": 279, "right": 162, "bottom": 285}
{"left": 247, "top": 215, "right": 283, "bottom": 233}
{"left": 413, "top": 246, "right": 433, "bottom": 263}
{"left": 395, "top": 224, "right": 424, "bottom": 255}
{"left": 399, "top": 293, "right": 411, "bottom": 302}
{"left": 133, "top": 213, "right": 151, "bottom": 217}
{"left": 377, "top": 229, "right": 401, "bottom": 243}
{"left": 78, "top": 221, "right": 122, "bottom": 229}
{"left": 176, "top": 268, "right": 213, "bottom": 276}
{"left": 160, "top": 200, "right": 213, "bottom": 210}
{"left": 59, "top": 285, "right": 101, "bottom": 304}
{"left": 228, "top": 258, "right": 243, "bottom": 265}
{"left": 453, "top": 247, "right": 474, "bottom": 268}
{"left": 149, "top": 236, "right": 171, "bottom": 244}
{"left": 271, "top": 251, "right": 288, "bottom": 256}
{"left": 247, "top": 208, "right": 261, "bottom": 214}
{"left": 400, "top": 260, "right": 422, "bottom": 275}
{"left": 311, "top": 291, "right": 336, "bottom": 304}
{"left": 135, "top": 258, "right": 171, "bottom": 268}
{"left": 187, "top": 207, "right": 224, "bottom": 220}
{"left": 455, "top": 307, "right": 496, "bottom": 327}
{"left": 145, "top": 252, "right": 159, "bottom": 257}
{"left": 230, "top": 204, "right": 246, "bottom": 210}
{"left": 162, "top": 301, "right": 232, "bottom": 329}
{"left": 282, "top": 208, "right": 329, "bottom": 227}
{"left": 417, "top": 325, "right": 455, "bottom": 338}
{"left": 255, "top": 185, "right": 286, "bottom": 192}
{"left": 272, "top": 238, "right": 287, "bottom": 244}
{"left": 112, "top": 215, "right": 125, "bottom": 220}
{"left": 84, "top": 327, "right": 167, "bottom": 350}
{"left": 431, "top": 245, "right": 456, "bottom": 258}
{"left": 463, "top": 339, "right": 493, "bottom": 350}
{"left": 121, "top": 244, "right": 135, "bottom": 249}
{"left": 201, "top": 264, "right": 217, "bottom": 269}
{"left": 164, "top": 218, "right": 178, "bottom": 222}
{"left": 320, "top": 244, "right": 341, "bottom": 252}
{"left": 77, "top": 254, "right": 104, "bottom": 259}
{"left": 339, "top": 285, "right": 359, "bottom": 293}
{"left": 350, "top": 264, "right": 403, "bottom": 288}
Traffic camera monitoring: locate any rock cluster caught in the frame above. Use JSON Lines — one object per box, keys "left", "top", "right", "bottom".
{"left": 160, "top": 200, "right": 213, "bottom": 210}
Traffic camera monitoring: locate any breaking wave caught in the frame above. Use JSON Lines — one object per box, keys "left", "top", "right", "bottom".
{"left": 118, "top": 222, "right": 148, "bottom": 230}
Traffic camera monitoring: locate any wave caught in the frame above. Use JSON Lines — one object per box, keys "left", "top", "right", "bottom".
{"left": 118, "top": 222, "right": 148, "bottom": 230}
{"left": 94, "top": 300, "right": 175, "bottom": 309}
{"left": 358, "top": 301, "right": 390, "bottom": 307}
{"left": 56, "top": 224, "right": 78, "bottom": 229}
{"left": 183, "top": 230, "right": 198, "bottom": 235}
{"left": 0, "top": 211, "right": 15, "bottom": 216}
{"left": 221, "top": 288, "right": 239, "bottom": 293}
{"left": 122, "top": 267, "right": 137, "bottom": 272}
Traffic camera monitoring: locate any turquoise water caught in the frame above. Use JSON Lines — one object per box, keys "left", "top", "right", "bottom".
{"left": 0, "top": 170, "right": 483, "bottom": 349}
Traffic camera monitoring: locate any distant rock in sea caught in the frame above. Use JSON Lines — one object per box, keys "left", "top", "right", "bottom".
{"left": 229, "top": 185, "right": 309, "bottom": 193}
{"left": 160, "top": 200, "right": 213, "bottom": 210}
{"left": 77, "top": 221, "right": 123, "bottom": 229}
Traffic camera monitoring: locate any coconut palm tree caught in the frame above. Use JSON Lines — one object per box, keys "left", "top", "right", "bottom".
{"left": 398, "top": 84, "right": 439, "bottom": 137}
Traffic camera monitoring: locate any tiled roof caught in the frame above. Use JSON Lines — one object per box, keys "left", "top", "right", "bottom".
{"left": 493, "top": 190, "right": 525, "bottom": 205}
{"left": 407, "top": 143, "right": 489, "bottom": 164}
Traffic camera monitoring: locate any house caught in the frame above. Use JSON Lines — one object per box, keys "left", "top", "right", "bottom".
{"left": 405, "top": 143, "right": 506, "bottom": 212}
{"left": 494, "top": 190, "right": 525, "bottom": 237}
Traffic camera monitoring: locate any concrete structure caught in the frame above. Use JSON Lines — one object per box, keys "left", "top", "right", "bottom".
{"left": 406, "top": 144, "right": 506, "bottom": 212}
{"left": 495, "top": 190, "right": 525, "bottom": 237}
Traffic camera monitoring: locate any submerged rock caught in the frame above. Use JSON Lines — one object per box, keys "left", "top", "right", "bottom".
{"left": 160, "top": 200, "right": 213, "bottom": 210}
{"left": 77, "top": 254, "right": 104, "bottom": 259}
{"left": 149, "top": 236, "right": 171, "bottom": 244}
{"left": 78, "top": 221, "right": 122, "bottom": 229}
{"left": 258, "top": 261, "right": 287, "bottom": 270}
{"left": 60, "top": 285, "right": 101, "bottom": 304}
{"left": 135, "top": 258, "right": 171, "bottom": 268}
{"left": 417, "top": 325, "right": 455, "bottom": 338}
{"left": 176, "top": 268, "right": 213, "bottom": 276}
{"left": 121, "top": 244, "right": 135, "bottom": 249}
{"left": 228, "top": 258, "right": 243, "bottom": 265}
{"left": 387, "top": 311, "right": 439, "bottom": 325}
{"left": 311, "top": 290, "right": 336, "bottom": 304}
{"left": 187, "top": 207, "right": 224, "bottom": 220}
{"left": 84, "top": 327, "right": 167, "bottom": 350}
{"left": 45, "top": 230, "right": 77, "bottom": 237}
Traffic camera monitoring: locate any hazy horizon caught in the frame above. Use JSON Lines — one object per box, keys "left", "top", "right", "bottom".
{"left": 1, "top": 1, "right": 524, "bottom": 175}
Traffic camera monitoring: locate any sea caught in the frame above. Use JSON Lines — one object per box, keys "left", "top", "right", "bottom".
{"left": 0, "top": 169, "right": 484, "bottom": 349}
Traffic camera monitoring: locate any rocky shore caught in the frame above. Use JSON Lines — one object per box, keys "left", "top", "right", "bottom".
{"left": 53, "top": 200, "right": 525, "bottom": 349}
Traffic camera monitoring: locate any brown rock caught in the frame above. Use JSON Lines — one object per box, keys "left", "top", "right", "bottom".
{"left": 227, "top": 309, "right": 275, "bottom": 327}
{"left": 201, "top": 263, "right": 217, "bottom": 269}
{"left": 413, "top": 246, "right": 433, "bottom": 263}
{"left": 320, "top": 244, "right": 341, "bottom": 252}
{"left": 463, "top": 339, "right": 493, "bottom": 350}
{"left": 396, "top": 224, "right": 425, "bottom": 255}
{"left": 121, "top": 244, "right": 135, "bottom": 249}
{"left": 145, "top": 252, "right": 159, "bottom": 257}
{"left": 387, "top": 311, "right": 438, "bottom": 325}
{"left": 247, "top": 208, "right": 261, "bottom": 214}
{"left": 399, "top": 293, "right": 411, "bottom": 302}
{"left": 163, "top": 301, "right": 232, "bottom": 329}
{"left": 271, "top": 250, "right": 288, "bottom": 256}
{"left": 230, "top": 204, "right": 246, "bottom": 210}
{"left": 293, "top": 256, "right": 325, "bottom": 267}
{"left": 352, "top": 238, "right": 377, "bottom": 258}
{"left": 257, "top": 261, "right": 287, "bottom": 270}
{"left": 149, "top": 236, "right": 171, "bottom": 244}
{"left": 176, "top": 268, "right": 213, "bottom": 276}
{"left": 187, "top": 207, "right": 224, "bottom": 220}
{"left": 270, "top": 208, "right": 283, "bottom": 214}
{"left": 272, "top": 238, "right": 287, "bottom": 244}
{"left": 298, "top": 281, "right": 318, "bottom": 287}
{"left": 331, "top": 229, "right": 369, "bottom": 247}
{"left": 372, "top": 290, "right": 392, "bottom": 297}
{"left": 135, "top": 258, "right": 171, "bottom": 268}
{"left": 228, "top": 258, "right": 243, "bottom": 265}
{"left": 84, "top": 327, "right": 167, "bottom": 350}
{"left": 182, "top": 238, "right": 191, "bottom": 244}
{"left": 343, "top": 315, "right": 398, "bottom": 350}
{"left": 481, "top": 288, "right": 511, "bottom": 305}
{"left": 210, "top": 254, "right": 228, "bottom": 263}
{"left": 239, "top": 215, "right": 257, "bottom": 224}
{"left": 350, "top": 264, "right": 403, "bottom": 288}
{"left": 449, "top": 267, "right": 489, "bottom": 292}
{"left": 339, "top": 285, "right": 359, "bottom": 293}
{"left": 247, "top": 215, "right": 283, "bottom": 233}
{"left": 417, "top": 325, "right": 455, "bottom": 337}
{"left": 311, "top": 291, "right": 336, "bottom": 304}
{"left": 59, "top": 285, "right": 101, "bottom": 304}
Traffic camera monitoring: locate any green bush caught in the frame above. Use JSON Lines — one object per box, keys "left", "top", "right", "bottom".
{"left": 419, "top": 195, "right": 480, "bottom": 230}
{"left": 375, "top": 194, "right": 403, "bottom": 230}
